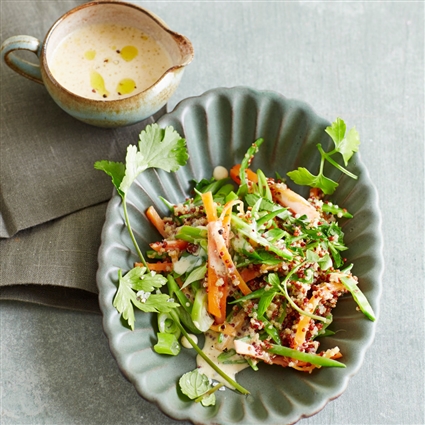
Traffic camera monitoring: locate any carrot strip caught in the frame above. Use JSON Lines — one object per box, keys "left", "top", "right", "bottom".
{"left": 207, "top": 265, "right": 227, "bottom": 323}
{"left": 135, "top": 261, "right": 173, "bottom": 272}
{"left": 219, "top": 199, "right": 244, "bottom": 244}
{"left": 146, "top": 206, "right": 167, "bottom": 238}
{"left": 206, "top": 225, "right": 227, "bottom": 323}
{"left": 230, "top": 164, "right": 258, "bottom": 185}
{"left": 293, "top": 295, "right": 321, "bottom": 348}
{"left": 150, "top": 239, "right": 189, "bottom": 252}
{"left": 209, "top": 222, "right": 251, "bottom": 295}
{"left": 201, "top": 191, "right": 227, "bottom": 322}
{"left": 240, "top": 267, "right": 261, "bottom": 282}
{"left": 210, "top": 308, "right": 247, "bottom": 336}
{"left": 201, "top": 191, "right": 218, "bottom": 222}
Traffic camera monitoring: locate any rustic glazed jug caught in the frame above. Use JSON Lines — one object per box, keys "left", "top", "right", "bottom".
{"left": 1, "top": 1, "right": 194, "bottom": 127}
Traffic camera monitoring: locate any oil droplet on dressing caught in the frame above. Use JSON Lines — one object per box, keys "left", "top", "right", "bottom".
{"left": 116, "top": 78, "right": 137, "bottom": 95}
{"left": 49, "top": 23, "right": 172, "bottom": 100}
{"left": 90, "top": 70, "right": 109, "bottom": 98}
{"left": 84, "top": 50, "right": 96, "bottom": 60}
{"left": 120, "top": 45, "right": 138, "bottom": 61}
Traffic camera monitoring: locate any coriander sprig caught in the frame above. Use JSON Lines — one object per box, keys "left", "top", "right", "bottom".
{"left": 95, "top": 124, "right": 189, "bottom": 330}
{"left": 95, "top": 124, "right": 189, "bottom": 266}
{"left": 287, "top": 117, "right": 360, "bottom": 195}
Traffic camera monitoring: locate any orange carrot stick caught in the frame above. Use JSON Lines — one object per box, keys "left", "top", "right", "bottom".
{"left": 293, "top": 295, "right": 321, "bottom": 348}
{"left": 201, "top": 191, "right": 227, "bottom": 322}
{"left": 240, "top": 267, "right": 261, "bottom": 282}
{"left": 146, "top": 206, "right": 167, "bottom": 238}
{"left": 209, "top": 222, "right": 251, "bottom": 295}
{"left": 230, "top": 164, "right": 258, "bottom": 185}
{"left": 206, "top": 223, "right": 227, "bottom": 323}
{"left": 219, "top": 199, "right": 244, "bottom": 244}
{"left": 135, "top": 261, "right": 173, "bottom": 272}
{"left": 207, "top": 262, "right": 227, "bottom": 323}
{"left": 150, "top": 239, "right": 189, "bottom": 252}
{"left": 201, "top": 191, "right": 218, "bottom": 222}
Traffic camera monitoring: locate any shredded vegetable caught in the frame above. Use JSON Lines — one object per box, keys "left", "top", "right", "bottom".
{"left": 95, "top": 119, "right": 375, "bottom": 406}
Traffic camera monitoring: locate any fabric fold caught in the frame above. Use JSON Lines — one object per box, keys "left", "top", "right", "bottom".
{"left": 0, "top": 202, "right": 108, "bottom": 312}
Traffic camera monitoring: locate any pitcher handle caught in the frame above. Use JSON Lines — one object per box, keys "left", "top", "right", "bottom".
{"left": 1, "top": 35, "right": 44, "bottom": 84}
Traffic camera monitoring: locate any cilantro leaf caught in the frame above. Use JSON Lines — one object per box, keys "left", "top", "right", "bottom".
{"left": 96, "top": 124, "right": 189, "bottom": 197}
{"left": 120, "top": 145, "right": 149, "bottom": 194}
{"left": 179, "top": 370, "right": 216, "bottom": 406}
{"left": 325, "top": 117, "right": 360, "bottom": 166}
{"left": 306, "top": 249, "right": 332, "bottom": 270}
{"left": 94, "top": 160, "right": 126, "bottom": 197}
{"left": 138, "top": 123, "right": 189, "bottom": 172}
{"left": 135, "top": 272, "right": 168, "bottom": 293}
{"left": 113, "top": 269, "right": 140, "bottom": 330}
{"left": 118, "top": 266, "right": 167, "bottom": 292}
{"left": 113, "top": 268, "right": 179, "bottom": 330}
{"left": 95, "top": 124, "right": 189, "bottom": 268}
{"left": 339, "top": 126, "right": 360, "bottom": 166}
{"left": 257, "top": 288, "right": 277, "bottom": 318}
{"left": 141, "top": 293, "right": 180, "bottom": 313}
{"left": 287, "top": 167, "right": 339, "bottom": 195}
{"left": 287, "top": 117, "right": 359, "bottom": 195}
{"left": 325, "top": 117, "right": 347, "bottom": 149}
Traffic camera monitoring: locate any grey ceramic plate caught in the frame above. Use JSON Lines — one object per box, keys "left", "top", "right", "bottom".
{"left": 97, "top": 87, "right": 383, "bottom": 425}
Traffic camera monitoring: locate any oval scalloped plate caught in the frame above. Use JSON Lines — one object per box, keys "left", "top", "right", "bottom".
{"left": 97, "top": 87, "right": 383, "bottom": 425}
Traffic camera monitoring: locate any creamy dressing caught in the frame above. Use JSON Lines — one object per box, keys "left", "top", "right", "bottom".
{"left": 196, "top": 331, "right": 249, "bottom": 389}
{"left": 49, "top": 23, "right": 172, "bottom": 100}
{"left": 180, "top": 334, "right": 198, "bottom": 348}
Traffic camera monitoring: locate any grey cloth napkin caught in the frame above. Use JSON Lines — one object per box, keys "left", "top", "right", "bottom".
{"left": 0, "top": 0, "right": 167, "bottom": 312}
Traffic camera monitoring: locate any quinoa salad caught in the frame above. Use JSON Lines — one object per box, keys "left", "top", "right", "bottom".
{"left": 95, "top": 121, "right": 375, "bottom": 404}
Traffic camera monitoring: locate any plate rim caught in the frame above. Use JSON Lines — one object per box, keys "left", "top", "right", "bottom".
{"left": 97, "top": 86, "right": 384, "bottom": 425}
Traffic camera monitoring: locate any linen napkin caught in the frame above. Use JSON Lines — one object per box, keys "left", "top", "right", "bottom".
{"left": 0, "top": 0, "right": 167, "bottom": 312}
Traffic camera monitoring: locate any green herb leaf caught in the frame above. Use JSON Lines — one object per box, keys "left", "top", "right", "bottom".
{"left": 113, "top": 268, "right": 179, "bottom": 330}
{"left": 93, "top": 160, "right": 126, "bottom": 197}
{"left": 339, "top": 126, "right": 360, "bottom": 165}
{"left": 138, "top": 123, "right": 189, "bottom": 172}
{"left": 122, "top": 267, "right": 168, "bottom": 292}
{"left": 179, "top": 370, "right": 214, "bottom": 402}
{"left": 325, "top": 118, "right": 360, "bottom": 166}
{"left": 113, "top": 269, "right": 139, "bottom": 330}
{"left": 257, "top": 289, "right": 277, "bottom": 318}
{"left": 182, "top": 263, "right": 207, "bottom": 289}
{"left": 287, "top": 117, "right": 359, "bottom": 195}
{"left": 95, "top": 124, "right": 189, "bottom": 267}
{"left": 324, "top": 117, "right": 346, "bottom": 149}
{"left": 119, "top": 144, "right": 148, "bottom": 194}
{"left": 287, "top": 167, "right": 339, "bottom": 195}
{"left": 137, "top": 293, "right": 180, "bottom": 313}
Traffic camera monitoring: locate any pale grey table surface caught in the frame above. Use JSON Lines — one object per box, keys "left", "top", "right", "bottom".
{"left": 1, "top": 1, "right": 424, "bottom": 425}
